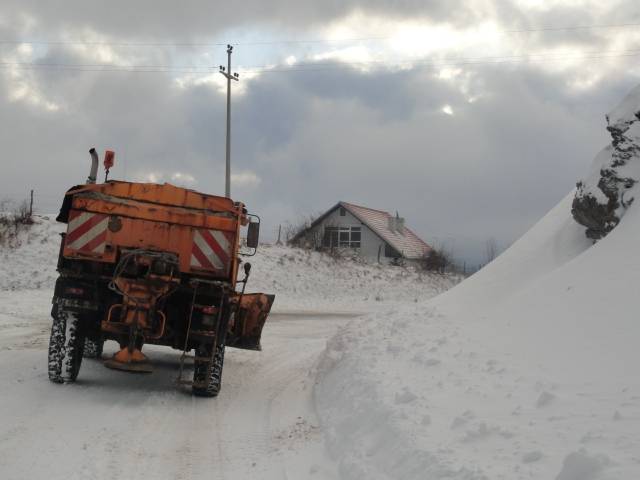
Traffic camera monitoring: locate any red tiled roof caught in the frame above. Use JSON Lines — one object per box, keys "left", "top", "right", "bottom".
{"left": 341, "top": 202, "right": 431, "bottom": 259}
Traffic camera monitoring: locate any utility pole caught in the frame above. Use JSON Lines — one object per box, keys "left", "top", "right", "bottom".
{"left": 219, "top": 44, "right": 239, "bottom": 198}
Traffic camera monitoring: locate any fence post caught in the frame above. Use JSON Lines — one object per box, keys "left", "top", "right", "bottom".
{"left": 29, "top": 189, "right": 34, "bottom": 217}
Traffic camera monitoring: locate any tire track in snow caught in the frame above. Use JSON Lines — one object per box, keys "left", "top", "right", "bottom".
{"left": 0, "top": 312, "right": 346, "bottom": 479}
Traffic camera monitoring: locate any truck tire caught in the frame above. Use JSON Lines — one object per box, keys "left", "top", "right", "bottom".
{"left": 192, "top": 343, "right": 225, "bottom": 397}
{"left": 83, "top": 338, "right": 104, "bottom": 359}
{"left": 48, "top": 307, "right": 86, "bottom": 383}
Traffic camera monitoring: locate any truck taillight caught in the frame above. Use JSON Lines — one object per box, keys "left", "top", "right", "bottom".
{"left": 201, "top": 306, "right": 217, "bottom": 315}
{"left": 65, "top": 287, "right": 85, "bottom": 295}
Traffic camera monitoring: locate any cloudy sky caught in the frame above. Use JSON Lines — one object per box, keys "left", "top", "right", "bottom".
{"left": 1, "top": 1, "right": 639, "bottom": 265}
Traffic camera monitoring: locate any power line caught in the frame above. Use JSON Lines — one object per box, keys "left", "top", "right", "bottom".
{"left": 1, "top": 48, "right": 639, "bottom": 74}
{"left": 0, "top": 22, "right": 639, "bottom": 48}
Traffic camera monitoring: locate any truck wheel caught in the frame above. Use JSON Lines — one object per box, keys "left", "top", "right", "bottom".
{"left": 83, "top": 338, "right": 104, "bottom": 359}
{"left": 48, "top": 307, "right": 86, "bottom": 383}
{"left": 192, "top": 343, "right": 225, "bottom": 397}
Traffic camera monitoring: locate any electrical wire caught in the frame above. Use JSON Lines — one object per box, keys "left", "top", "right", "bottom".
{"left": 0, "top": 22, "right": 639, "bottom": 48}
{"left": 1, "top": 48, "right": 639, "bottom": 74}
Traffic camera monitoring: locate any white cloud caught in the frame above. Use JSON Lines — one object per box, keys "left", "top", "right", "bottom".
{"left": 175, "top": 68, "right": 260, "bottom": 96}
{"left": 231, "top": 170, "right": 261, "bottom": 188}
{"left": 313, "top": 46, "right": 375, "bottom": 70}
{"left": 137, "top": 171, "right": 197, "bottom": 187}
{"left": 2, "top": 46, "right": 61, "bottom": 112}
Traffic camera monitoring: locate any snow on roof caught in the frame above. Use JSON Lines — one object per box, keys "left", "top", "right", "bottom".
{"left": 340, "top": 201, "right": 431, "bottom": 259}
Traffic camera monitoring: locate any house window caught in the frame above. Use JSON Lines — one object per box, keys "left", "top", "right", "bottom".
{"left": 339, "top": 207, "right": 346, "bottom": 216}
{"left": 323, "top": 226, "right": 361, "bottom": 248}
{"left": 385, "top": 243, "right": 401, "bottom": 258}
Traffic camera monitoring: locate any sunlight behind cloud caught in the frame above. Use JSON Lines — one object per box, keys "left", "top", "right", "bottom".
{"left": 313, "top": 46, "right": 374, "bottom": 67}
{"left": 231, "top": 170, "right": 261, "bottom": 189}
{"left": 175, "top": 68, "right": 259, "bottom": 96}
{"left": 139, "top": 171, "right": 197, "bottom": 187}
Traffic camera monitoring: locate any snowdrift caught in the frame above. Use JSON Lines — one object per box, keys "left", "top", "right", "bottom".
{"left": 0, "top": 215, "right": 459, "bottom": 312}
{"left": 316, "top": 191, "right": 640, "bottom": 479}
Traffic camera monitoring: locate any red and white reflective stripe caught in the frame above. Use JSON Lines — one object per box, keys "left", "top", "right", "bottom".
{"left": 66, "top": 210, "right": 109, "bottom": 254}
{"left": 190, "top": 229, "right": 234, "bottom": 272}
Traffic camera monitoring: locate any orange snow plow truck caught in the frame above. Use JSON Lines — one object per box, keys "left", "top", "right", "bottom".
{"left": 48, "top": 148, "right": 274, "bottom": 397}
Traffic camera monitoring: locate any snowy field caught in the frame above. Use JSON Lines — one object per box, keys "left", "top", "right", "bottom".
{"left": 3, "top": 92, "right": 640, "bottom": 480}
{"left": 311, "top": 88, "right": 640, "bottom": 480}
{"left": 315, "top": 193, "right": 640, "bottom": 479}
{"left": 0, "top": 215, "right": 459, "bottom": 479}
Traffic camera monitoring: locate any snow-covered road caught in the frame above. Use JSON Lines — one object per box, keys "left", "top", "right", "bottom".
{"left": 0, "top": 290, "right": 348, "bottom": 480}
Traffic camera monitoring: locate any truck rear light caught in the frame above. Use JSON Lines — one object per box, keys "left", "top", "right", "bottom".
{"left": 201, "top": 306, "right": 217, "bottom": 315}
{"left": 65, "top": 287, "right": 85, "bottom": 295}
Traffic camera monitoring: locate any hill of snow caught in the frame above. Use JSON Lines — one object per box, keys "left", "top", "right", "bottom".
{"left": 315, "top": 196, "right": 640, "bottom": 477}
{"left": 0, "top": 215, "right": 459, "bottom": 312}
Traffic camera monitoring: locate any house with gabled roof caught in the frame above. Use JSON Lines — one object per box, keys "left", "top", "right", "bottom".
{"left": 290, "top": 201, "right": 432, "bottom": 265}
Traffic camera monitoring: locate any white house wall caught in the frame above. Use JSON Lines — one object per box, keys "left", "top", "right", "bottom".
{"left": 312, "top": 207, "right": 395, "bottom": 265}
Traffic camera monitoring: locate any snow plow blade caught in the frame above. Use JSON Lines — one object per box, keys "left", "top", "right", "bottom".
{"left": 228, "top": 293, "right": 275, "bottom": 351}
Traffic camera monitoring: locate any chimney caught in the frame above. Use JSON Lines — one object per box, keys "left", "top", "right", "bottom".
{"left": 388, "top": 216, "right": 397, "bottom": 232}
{"left": 388, "top": 211, "right": 405, "bottom": 234}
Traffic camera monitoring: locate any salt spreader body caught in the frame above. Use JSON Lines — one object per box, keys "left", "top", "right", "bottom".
{"left": 48, "top": 149, "right": 274, "bottom": 396}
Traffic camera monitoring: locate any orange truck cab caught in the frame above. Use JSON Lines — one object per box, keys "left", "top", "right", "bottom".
{"left": 48, "top": 151, "right": 274, "bottom": 397}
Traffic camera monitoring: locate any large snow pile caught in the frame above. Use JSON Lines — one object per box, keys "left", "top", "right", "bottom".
{"left": 0, "top": 216, "right": 459, "bottom": 312}
{"left": 572, "top": 84, "right": 640, "bottom": 240}
{"left": 315, "top": 196, "right": 640, "bottom": 475}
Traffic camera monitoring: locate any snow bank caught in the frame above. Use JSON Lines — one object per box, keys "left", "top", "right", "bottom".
{"left": 249, "top": 244, "right": 460, "bottom": 312}
{"left": 0, "top": 215, "right": 64, "bottom": 291}
{"left": 316, "top": 190, "right": 640, "bottom": 478}
{"left": 0, "top": 216, "right": 459, "bottom": 313}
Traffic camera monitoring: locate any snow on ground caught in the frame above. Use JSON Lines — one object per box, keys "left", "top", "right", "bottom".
{"left": 0, "top": 300, "right": 345, "bottom": 479}
{"left": 0, "top": 214, "right": 458, "bottom": 479}
{"left": 0, "top": 215, "right": 460, "bottom": 312}
{"left": 315, "top": 192, "right": 640, "bottom": 479}
{"left": 249, "top": 245, "right": 460, "bottom": 312}
{"left": 0, "top": 215, "right": 64, "bottom": 291}
{"left": 6, "top": 187, "right": 637, "bottom": 480}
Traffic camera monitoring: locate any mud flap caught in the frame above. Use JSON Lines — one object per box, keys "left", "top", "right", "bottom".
{"left": 227, "top": 293, "right": 275, "bottom": 351}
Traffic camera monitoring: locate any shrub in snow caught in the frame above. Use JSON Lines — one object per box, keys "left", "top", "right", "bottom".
{"left": 572, "top": 84, "right": 640, "bottom": 240}
{"left": 0, "top": 201, "right": 34, "bottom": 247}
{"left": 420, "top": 247, "right": 452, "bottom": 273}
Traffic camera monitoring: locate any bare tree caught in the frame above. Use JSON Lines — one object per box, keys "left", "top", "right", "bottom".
{"left": 485, "top": 237, "right": 498, "bottom": 264}
{"left": 284, "top": 212, "right": 321, "bottom": 247}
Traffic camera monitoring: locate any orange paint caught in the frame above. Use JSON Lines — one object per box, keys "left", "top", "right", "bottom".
{"left": 62, "top": 181, "right": 245, "bottom": 284}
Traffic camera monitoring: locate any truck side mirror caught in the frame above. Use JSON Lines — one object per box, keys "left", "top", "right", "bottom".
{"left": 247, "top": 221, "right": 260, "bottom": 248}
